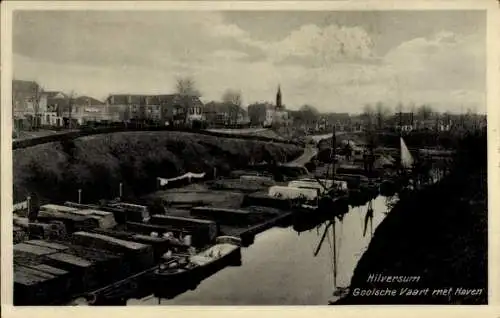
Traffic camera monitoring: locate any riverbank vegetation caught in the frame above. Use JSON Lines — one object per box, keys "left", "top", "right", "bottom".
{"left": 13, "top": 131, "right": 303, "bottom": 204}
{"left": 337, "top": 129, "right": 487, "bottom": 304}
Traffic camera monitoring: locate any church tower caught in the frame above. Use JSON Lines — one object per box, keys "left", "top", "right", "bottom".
{"left": 276, "top": 85, "right": 282, "bottom": 110}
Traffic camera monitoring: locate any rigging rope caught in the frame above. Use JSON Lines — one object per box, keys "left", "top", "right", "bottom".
{"left": 326, "top": 226, "right": 336, "bottom": 287}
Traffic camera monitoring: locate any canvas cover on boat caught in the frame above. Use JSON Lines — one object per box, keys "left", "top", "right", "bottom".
{"left": 239, "top": 175, "right": 275, "bottom": 183}
{"left": 13, "top": 216, "right": 29, "bottom": 228}
{"left": 190, "top": 207, "right": 252, "bottom": 226}
{"left": 289, "top": 179, "right": 348, "bottom": 192}
{"left": 40, "top": 204, "right": 80, "bottom": 214}
{"left": 71, "top": 231, "right": 154, "bottom": 271}
{"left": 190, "top": 243, "right": 238, "bottom": 266}
{"left": 14, "top": 243, "right": 58, "bottom": 256}
{"left": 65, "top": 244, "right": 126, "bottom": 284}
{"left": 242, "top": 191, "right": 293, "bottom": 210}
{"left": 37, "top": 210, "right": 97, "bottom": 232}
{"left": 268, "top": 186, "right": 318, "bottom": 201}
{"left": 151, "top": 214, "right": 218, "bottom": 242}
{"left": 72, "top": 231, "right": 148, "bottom": 250}
{"left": 28, "top": 264, "right": 69, "bottom": 276}
{"left": 25, "top": 240, "right": 69, "bottom": 251}
{"left": 43, "top": 252, "right": 97, "bottom": 293}
{"left": 74, "top": 209, "right": 117, "bottom": 229}
{"left": 109, "top": 203, "right": 149, "bottom": 222}
{"left": 211, "top": 179, "right": 271, "bottom": 193}
{"left": 373, "top": 155, "right": 395, "bottom": 169}
{"left": 14, "top": 268, "right": 60, "bottom": 305}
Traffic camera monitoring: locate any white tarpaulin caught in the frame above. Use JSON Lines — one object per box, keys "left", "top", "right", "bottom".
{"left": 292, "top": 178, "right": 348, "bottom": 191}
{"left": 157, "top": 172, "right": 206, "bottom": 186}
{"left": 268, "top": 186, "right": 319, "bottom": 201}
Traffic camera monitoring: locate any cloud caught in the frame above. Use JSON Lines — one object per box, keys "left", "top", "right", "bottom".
{"left": 13, "top": 11, "right": 485, "bottom": 113}
{"left": 211, "top": 50, "right": 249, "bottom": 61}
{"left": 379, "top": 30, "right": 485, "bottom": 110}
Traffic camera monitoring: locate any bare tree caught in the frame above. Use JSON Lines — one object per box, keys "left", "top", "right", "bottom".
{"left": 222, "top": 89, "right": 242, "bottom": 107}
{"left": 362, "top": 104, "right": 375, "bottom": 129}
{"left": 175, "top": 77, "right": 201, "bottom": 97}
{"left": 222, "top": 89, "right": 243, "bottom": 125}
{"left": 297, "top": 104, "right": 319, "bottom": 126}
{"left": 375, "top": 102, "right": 391, "bottom": 130}
{"left": 67, "top": 91, "right": 75, "bottom": 129}
{"left": 417, "top": 104, "right": 434, "bottom": 121}
{"left": 32, "top": 84, "right": 44, "bottom": 131}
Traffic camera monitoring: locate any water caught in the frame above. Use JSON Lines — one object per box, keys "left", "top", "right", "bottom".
{"left": 133, "top": 195, "right": 393, "bottom": 306}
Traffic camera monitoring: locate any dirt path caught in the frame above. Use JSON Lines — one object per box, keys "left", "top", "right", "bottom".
{"left": 285, "top": 146, "right": 318, "bottom": 166}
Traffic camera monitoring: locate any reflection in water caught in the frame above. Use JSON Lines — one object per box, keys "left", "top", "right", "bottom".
{"left": 133, "top": 195, "right": 393, "bottom": 305}
{"left": 363, "top": 201, "right": 374, "bottom": 238}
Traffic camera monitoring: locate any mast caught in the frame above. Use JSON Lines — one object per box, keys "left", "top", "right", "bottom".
{"left": 331, "top": 124, "right": 336, "bottom": 184}
{"left": 398, "top": 104, "right": 403, "bottom": 176}
{"left": 332, "top": 218, "right": 337, "bottom": 289}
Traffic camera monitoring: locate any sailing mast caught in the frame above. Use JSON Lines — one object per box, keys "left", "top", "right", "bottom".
{"left": 331, "top": 124, "right": 336, "bottom": 189}
{"left": 332, "top": 217, "right": 337, "bottom": 289}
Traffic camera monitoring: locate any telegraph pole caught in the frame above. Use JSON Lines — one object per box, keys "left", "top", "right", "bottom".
{"left": 33, "top": 84, "right": 43, "bottom": 131}
{"left": 68, "top": 91, "right": 74, "bottom": 130}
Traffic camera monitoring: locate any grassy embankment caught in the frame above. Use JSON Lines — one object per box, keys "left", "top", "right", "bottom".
{"left": 13, "top": 131, "right": 303, "bottom": 205}
{"left": 336, "top": 129, "right": 487, "bottom": 304}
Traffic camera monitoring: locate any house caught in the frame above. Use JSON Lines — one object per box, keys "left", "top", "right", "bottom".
{"left": 155, "top": 94, "right": 205, "bottom": 126}
{"left": 67, "top": 96, "right": 110, "bottom": 124}
{"left": 12, "top": 80, "right": 45, "bottom": 115}
{"left": 388, "top": 112, "right": 414, "bottom": 132}
{"left": 106, "top": 93, "right": 205, "bottom": 126}
{"left": 43, "top": 91, "right": 69, "bottom": 113}
{"left": 12, "top": 81, "right": 73, "bottom": 128}
{"left": 12, "top": 80, "right": 44, "bottom": 130}
{"left": 41, "top": 91, "right": 68, "bottom": 127}
{"left": 247, "top": 102, "right": 275, "bottom": 127}
{"left": 247, "top": 85, "right": 292, "bottom": 127}
{"left": 204, "top": 101, "right": 249, "bottom": 127}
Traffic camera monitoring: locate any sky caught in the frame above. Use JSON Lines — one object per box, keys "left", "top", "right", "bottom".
{"left": 12, "top": 10, "right": 486, "bottom": 113}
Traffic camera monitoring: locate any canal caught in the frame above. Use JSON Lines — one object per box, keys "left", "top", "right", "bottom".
{"left": 132, "top": 195, "right": 395, "bottom": 306}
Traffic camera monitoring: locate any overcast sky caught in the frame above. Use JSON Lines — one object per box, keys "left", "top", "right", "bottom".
{"left": 13, "top": 10, "right": 486, "bottom": 113}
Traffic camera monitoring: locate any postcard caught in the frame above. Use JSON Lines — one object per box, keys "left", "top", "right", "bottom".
{"left": 1, "top": 1, "right": 499, "bottom": 318}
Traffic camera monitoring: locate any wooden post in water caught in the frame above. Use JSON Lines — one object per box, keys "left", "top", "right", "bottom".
{"left": 119, "top": 182, "right": 123, "bottom": 199}
{"left": 332, "top": 218, "right": 337, "bottom": 290}
{"left": 26, "top": 195, "right": 31, "bottom": 218}
{"left": 78, "top": 189, "right": 82, "bottom": 204}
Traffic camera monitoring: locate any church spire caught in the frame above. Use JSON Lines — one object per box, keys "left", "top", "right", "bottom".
{"left": 276, "top": 85, "right": 282, "bottom": 109}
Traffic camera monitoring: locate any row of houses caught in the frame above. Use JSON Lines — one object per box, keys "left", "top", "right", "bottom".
{"left": 367, "top": 112, "right": 487, "bottom": 133}
{"left": 12, "top": 80, "right": 294, "bottom": 130}
{"left": 13, "top": 80, "right": 484, "bottom": 132}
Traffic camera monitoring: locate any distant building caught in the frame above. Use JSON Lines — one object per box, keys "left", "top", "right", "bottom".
{"left": 272, "top": 85, "right": 292, "bottom": 127}
{"left": 248, "top": 85, "right": 292, "bottom": 127}
{"left": 247, "top": 102, "right": 275, "bottom": 127}
{"left": 388, "top": 112, "right": 414, "bottom": 132}
{"left": 106, "top": 93, "right": 205, "bottom": 126}
{"left": 12, "top": 80, "right": 45, "bottom": 129}
{"left": 204, "top": 101, "right": 249, "bottom": 127}
{"left": 67, "top": 96, "right": 109, "bottom": 124}
{"left": 12, "top": 80, "right": 42, "bottom": 116}
{"left": 11, "top": 81, "right": 77, "bottom": 128}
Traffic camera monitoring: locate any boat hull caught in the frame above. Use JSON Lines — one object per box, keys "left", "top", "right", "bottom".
{"left": 152, "top": 246, "right": 241, "bottom": 297}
